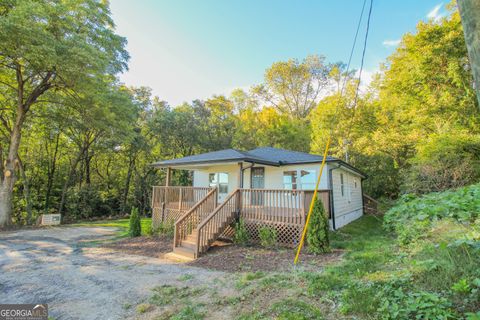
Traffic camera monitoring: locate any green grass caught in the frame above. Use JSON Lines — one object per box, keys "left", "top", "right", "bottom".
{"left": 71, "top": 217, "right": 152, "bottom": 238}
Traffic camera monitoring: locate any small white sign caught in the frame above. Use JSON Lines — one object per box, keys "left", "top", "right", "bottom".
{"left": 41, "top": 214, "right": 61, "bottom": 226}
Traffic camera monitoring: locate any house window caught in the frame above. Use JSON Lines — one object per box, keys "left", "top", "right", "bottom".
{"left": 208, "top": 173, "right": 217, "bottom": 187}
{"left": 209, "top": 173, "right": 229, "bottom": 194}
{"left": 300, "top": 170, "right": 316, "bottom": 190}
{"left": 283, "top": 171, "right": 297, "bottom": 190}
{"left": 340, "top": 173, "right": 344, "bottom": 196}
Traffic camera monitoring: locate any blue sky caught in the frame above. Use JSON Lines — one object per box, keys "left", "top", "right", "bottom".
{"left": 110, "top": 0, "right": 449, "bottom": 107}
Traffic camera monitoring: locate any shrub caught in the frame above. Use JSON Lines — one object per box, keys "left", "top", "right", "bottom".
{"left": 258, "top": 226, "right": 277, "bottom": 248}
{"left": 233, "top": 218, "right": 250, "bottom": 246}
{"left": 377, "top": 284, "right": 455, "bottom": 320}
{"left": 150, "top": 220, "right": 174, "bottom": 238}
{"left": 129, "top": 207, "right": 141, "bottom": 237}
{"left": 402, "top": 132, "right": 480, "bottom": 194}
{"left": 307, "top": 199, "right": 330, "bottom": 254}
{"left": 384, "top": 183, "right": 480, "bottom": 244}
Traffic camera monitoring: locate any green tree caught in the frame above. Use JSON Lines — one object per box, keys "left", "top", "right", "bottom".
{"left": 0, "top": 0, "right": 128, "bottom": 227}
{"left": 306, "top": 199, "right": 330, "bottom": 254}
{"left": 129, "top": 207, "right": 141, "bottom": 237}
{"left": 252, "top": 55, "right": 331, "bottom": 118}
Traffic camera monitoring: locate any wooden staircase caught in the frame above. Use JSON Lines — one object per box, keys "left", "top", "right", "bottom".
{"left": 172, "top": 189, "right": 240, "bottom": 259}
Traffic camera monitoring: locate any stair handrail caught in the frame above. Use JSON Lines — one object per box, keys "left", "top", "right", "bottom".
{"left": 196, "top": 189, "right": 240, "bottom": 256}
{"left": 174, "top": 187, "right": 217, "bottom": 247}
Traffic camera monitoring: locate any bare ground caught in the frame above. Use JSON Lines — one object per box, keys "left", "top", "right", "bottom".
{"left": 0, "top": 227, "right": 224, "bottom": 320}
{"left": 104, "top": 236, "right": 344, "bottom": 273}
{"left": 0, "top": 227, "right": 344, "bottom": 319}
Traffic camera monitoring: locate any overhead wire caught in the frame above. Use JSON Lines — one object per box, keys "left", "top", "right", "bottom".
{"left": 294, "top": 0, "right": 374, "bottom": 265}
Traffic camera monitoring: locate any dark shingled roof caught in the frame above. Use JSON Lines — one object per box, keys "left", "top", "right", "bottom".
{"left": 247, "top": 147, "right": 337, "bottom": 165}
{"left": 152, "top": 148, "right": 277, "bottom": 167}
{"left": 153, "top": 147, "right": 365, "bottom": 177}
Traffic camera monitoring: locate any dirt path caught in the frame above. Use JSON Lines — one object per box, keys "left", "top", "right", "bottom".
{"left": 0, "top": 227, "right": 224, "bottom": 320}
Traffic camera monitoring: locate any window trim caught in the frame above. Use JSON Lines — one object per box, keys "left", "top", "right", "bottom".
{"left": 283, "top": 170, "right": 298, "bottom": 190}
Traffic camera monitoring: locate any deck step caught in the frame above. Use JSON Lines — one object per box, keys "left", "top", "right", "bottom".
{"left": 164, "top": 252, "right": 195, "bottom": 262}
{"left": 181, "top": 239, "right": 196, "bottom": 250}
{"left": 173, "top": 246, "right": 196, "bottom": 259}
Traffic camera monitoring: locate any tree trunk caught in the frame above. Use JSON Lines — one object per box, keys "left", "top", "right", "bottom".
{"left": 0, "top": 105, "right": 26, "bottom": 227}
{"left": 58, "top": 151, "right": 83, "bottom": 215}
{"left": 45, "top": 131, "right": 61, "bottom": 214}
{"left": 458, "top": 0, "right": 480, "bottom": 108}
{"left": 121, "top": 156, "right": 135, "bottom": 213}
{"left": 85, "top": 148, "right": 93, "bottom": 185}
{"left": 17, "top": 154, "right": 33, "bottom": 224}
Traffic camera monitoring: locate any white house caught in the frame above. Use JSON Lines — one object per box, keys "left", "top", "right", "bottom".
{"left": 154, "top": 147, "right": 366, "bottom": 230}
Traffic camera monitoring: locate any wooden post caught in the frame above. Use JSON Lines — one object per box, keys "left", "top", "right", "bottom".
{"left": 178, "top": 187, "right": 183, "bottom": 210}
{"left": 165, "top": 167, "right": 172, "bottom": 186}
{"left": 238, "top": 162, "right": 243, "bottom": 188}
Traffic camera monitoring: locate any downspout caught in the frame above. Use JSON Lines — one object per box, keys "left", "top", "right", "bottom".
{"left": 328, "top": 163, "right": 341, "bottom": 230}
{"left": 360, "top": 177, "right": 365, "bottom": 215}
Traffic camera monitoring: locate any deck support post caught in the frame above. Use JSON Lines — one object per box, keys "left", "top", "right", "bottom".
{"left": 178, "top": 187, "right": 183, "bottom": 211}
{"left": 237, "top": 163, "right": 243, "bottom": 221}
{"left": 238, "top": 162, "right": 243, "bottom": 188}
{"left": 165, "top": 167, "right": 172, "bottom": 186}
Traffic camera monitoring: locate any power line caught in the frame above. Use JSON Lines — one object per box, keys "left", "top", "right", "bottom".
{"left": 294, "top": 0, "right": 374, "bottom": 265}
{"left": 341, "top": 0, "right": 368, "bottom": 97}
{"left": 353, "top": 0, "right": 374, "bottom": 108}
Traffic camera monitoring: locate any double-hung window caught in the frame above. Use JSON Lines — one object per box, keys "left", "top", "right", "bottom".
{"left": 283, "top": 171, "right": 297, "bottom": 190}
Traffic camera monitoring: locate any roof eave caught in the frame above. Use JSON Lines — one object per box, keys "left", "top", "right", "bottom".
{"left": 152, "top": 157, "right": 279, "bottom": 168}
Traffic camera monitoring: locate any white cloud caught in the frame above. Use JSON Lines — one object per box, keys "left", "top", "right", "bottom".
{"left": 382, "top": 39, "right": 401, "bottom": 47}
{"left": 356, "top": 68, "right": 378, "bottom": 94}
{"left": 427, "top": 3, "right": 444, "bottom": 22}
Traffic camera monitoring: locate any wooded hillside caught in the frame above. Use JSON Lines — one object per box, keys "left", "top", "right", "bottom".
{"left": 0, "top": 1, "right": 478, "bottom": 227}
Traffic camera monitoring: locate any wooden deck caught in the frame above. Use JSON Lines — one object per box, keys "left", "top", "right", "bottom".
{"left": 152, "top": 186, "right": 331, "bottom": 249}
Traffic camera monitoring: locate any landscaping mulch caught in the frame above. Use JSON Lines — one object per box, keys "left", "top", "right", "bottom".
{"left": 103, "top": 236, "right": 344, "bottom": 272}
{"left": 102, "top": 235, "right": 173, "bottom": 258}
{"left": 188, "top": 242, "right": 344, "bottom": 272}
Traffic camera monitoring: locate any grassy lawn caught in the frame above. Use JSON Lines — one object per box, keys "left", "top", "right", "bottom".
{"left": 71, "top": 217, "right": 152, "bottom": 239}
{"left": 66, "top": 188, "right": 480, "bottom": 320}
{"left": 128, "top": 215, "right": 394, "bottom": 320}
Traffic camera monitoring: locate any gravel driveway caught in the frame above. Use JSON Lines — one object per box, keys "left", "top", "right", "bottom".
{"left": 0, "top": 226, "right": 223, "bottom": 320}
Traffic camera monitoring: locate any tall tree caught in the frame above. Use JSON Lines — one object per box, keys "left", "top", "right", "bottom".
{"left": 252, "top": 55, "right": 331, "bottom": 118}
{"left": 0, "top": 0, "right": 128, "bottom": 226}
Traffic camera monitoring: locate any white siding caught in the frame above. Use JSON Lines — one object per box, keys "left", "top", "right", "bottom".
{"left": 330, "top": 167, "right": 363, "bottom": 229}
{"left": 192, "top": 162, "right": 364, "bottom": 229}
{"left": 192, "top": 164, "right": 240, "bottom": 194}
{"left": 193, "top": 163, "right": 329, "bottom": 190}
{"left": 244, "top": 164, "right": 329, "bottom": 190}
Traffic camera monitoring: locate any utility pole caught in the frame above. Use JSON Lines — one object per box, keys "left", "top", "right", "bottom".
{"left": 458, "top": 0, "right": 480, "bottom": 108}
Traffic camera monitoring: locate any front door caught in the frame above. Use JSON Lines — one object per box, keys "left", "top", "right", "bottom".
{"left": 209, "top": 172, "right": 229, "bottom": 202}
{"left": 251, "top": 167, "right": 265, "bottom": 205}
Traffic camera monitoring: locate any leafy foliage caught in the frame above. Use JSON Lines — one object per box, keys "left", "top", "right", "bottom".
{"left": 403, "top": 132, "right": 480, "bottom": 194}
{"left": 384, "top": 183, "right": 480, "bottom": 244}
{"left": 258, "top": 226, "right": 277, "bottom": 248}
{"left": 377, "top": 283, "right": 455, "bottom": 320}
{"left": 129, "top": 207, "right": 141, "bottom": 237}
{"left": 306, "top": 199, "right": 330, "bottom": 254}
{"left": 233, "top": 219, "right": 250, "bottom": 246}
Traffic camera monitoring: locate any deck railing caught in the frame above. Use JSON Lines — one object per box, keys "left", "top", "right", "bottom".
{"left": 196, "top": 189, "right": 240, "bottom": 255}
{"left": 238, "top": 188, "right": 331, "bottom": 246}
{"left": 174, "top": 188, "right": 218, "bottom": 247}
{"left": 151, "top": 186, "right": 212, "bottom": 228}
{"left": 239, "top": 189, "right": 330, "bottom": 222}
